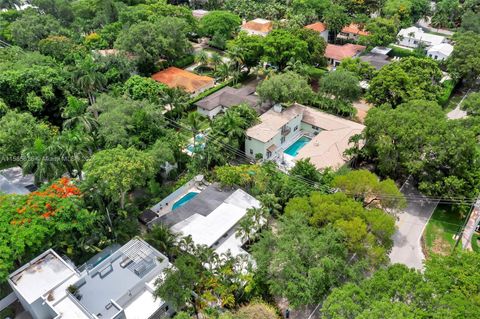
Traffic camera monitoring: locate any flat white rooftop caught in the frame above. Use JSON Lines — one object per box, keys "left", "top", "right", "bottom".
{"left": 170, "top": 188, "right": 260, "bottom": 256}
{"left": 9, "top": 251, "right": 77, "bottom": 304}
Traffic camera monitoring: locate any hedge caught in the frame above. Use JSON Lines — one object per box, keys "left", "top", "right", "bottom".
{"left": 388, "top": 45, "right": 424, "bottom": 58}
{"left": 310, "top": 96, "right": 357, "bottom": 118}
{"left": 173, "top": 55, "right": 195, "bottom": 69}
{"left": 437, "top": 79, "right": 457, "bottom": 107}
{"left": 304, "top": 66, "right": 328, "bottom": 80}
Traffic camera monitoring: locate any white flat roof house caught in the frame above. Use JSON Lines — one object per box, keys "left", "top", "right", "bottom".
{"left": 149, "top": 183, "right": 261, "bottom": 258}
{"left": 9, "top": 239, "right": 173, "bottom": 319}
{"left": 427, "top": 43, "right": 454, "bottom": 61}
{"left": 245, "top": 103, "right": 365, "bottom": 171}
{"left": 397, "top": 26, "right": 445, "bottom": 49}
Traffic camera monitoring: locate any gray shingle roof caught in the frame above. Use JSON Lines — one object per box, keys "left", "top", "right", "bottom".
{"left": 195, "top": 86, "right": 260, "bottom": 111}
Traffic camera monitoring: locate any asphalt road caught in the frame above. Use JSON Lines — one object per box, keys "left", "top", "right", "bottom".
{"left": 389, "top": 179, "right": 438, "bottom": 270}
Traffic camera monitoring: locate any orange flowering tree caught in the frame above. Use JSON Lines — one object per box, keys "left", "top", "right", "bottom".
{"left": 0, "top": 177, "right": 99, "bottom": 282}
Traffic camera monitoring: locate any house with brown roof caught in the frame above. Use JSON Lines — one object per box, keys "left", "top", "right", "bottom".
{"left": 195, "top": 84, "right": 267, "bottom": 119}
{"left": 338, "top": 23, "right": 369, "bottom": 41}
{"left": 304, "top": 22, "right": 329, "bottom": 42}
{"left": 245, "top": 103, "right": 364, "bottom": 170}
{"left": 325, "top": 43, "right": 366, "bottom": 66}
{"left": 151, "top": 67, "right": 214, "bottom": 95}
{"left": 241, "top": 18, "right": 273, "bottom": 36}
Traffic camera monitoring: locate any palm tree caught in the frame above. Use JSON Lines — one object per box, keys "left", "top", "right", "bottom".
{"left": 161, "top": 88, "right": 190, "bottom": 120}
{"left": 62, "top": 96, "right": 99, "bottom": 133}
{"left": 21, "top": 138, "right": 65, "bottom": 185}
{"left": 186, "top": 112, "right": 205, "bottom": 153}
{"left": 194, "top": 50, "right": 209, "bottom": 68}
{"left": 227, "top": 47, "right": 245, "bottom": 72}
{"left": 56, "top": 130, "right": 94, "bottom": 180}
{"left": 215, "top": 62, "right": 231, "bottom": 81}
{"left": 144, "top": 224, "right": 180, "bottom": 260}
{"left": 178, "top": 235, "right": 195, "bottom": 254}
{"left": 216, "top": 111, "right": 246, "bottom": 146}
{"left": 72, "top": 57, "right": 106, "bottom": 107}
{"left": 235, "top": 215, "right": 255, "bottom": 246}
{"left": 258, "top": 193, "right": 282, "bottom": 216}
{"left": 209, "top": 52, "right": 222, "bottom": 72}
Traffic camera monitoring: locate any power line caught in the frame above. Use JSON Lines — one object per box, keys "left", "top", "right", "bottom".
{"left": 163, "top": 115, "right": 479, "bottom": 206}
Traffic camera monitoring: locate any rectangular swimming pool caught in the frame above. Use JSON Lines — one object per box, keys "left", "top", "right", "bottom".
{"left": 172, "top": 192, "right": 199, "bottom": 210}
{"left": 284, "top": 136, "right": 311, "bottom": 156}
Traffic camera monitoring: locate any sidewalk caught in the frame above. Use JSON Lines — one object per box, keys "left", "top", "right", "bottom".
{"left": 461, "top": 200, "right": 480, "bottom": 250}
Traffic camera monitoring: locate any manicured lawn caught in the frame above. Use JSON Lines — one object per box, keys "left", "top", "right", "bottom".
{"left": 424, "top": 204, "right": 464, "bottom": 256}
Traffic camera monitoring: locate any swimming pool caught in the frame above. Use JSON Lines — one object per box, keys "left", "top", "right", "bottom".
{"left": 284, "top": 136, "right": 311, "bottom": 156}
{"left": 172, "top": 192, "right": 199, "bottom": 210}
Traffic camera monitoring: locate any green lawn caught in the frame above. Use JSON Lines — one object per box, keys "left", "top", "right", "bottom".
{"left": 424, "top": 204, "right": 465, "bottom": 256}
{"left": 472, "top": 234, "right": 480, "bottom": 253}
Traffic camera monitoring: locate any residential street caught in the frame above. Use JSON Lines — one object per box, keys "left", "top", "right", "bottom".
{"left": 389, "top": 179, "right": 438, "bottom": 270}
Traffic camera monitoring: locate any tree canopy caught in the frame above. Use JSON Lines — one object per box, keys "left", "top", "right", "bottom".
{"left": 363, "top": 99, "right": 480, "bottom": 198}
{"left": 366, "top": 57, "right": 443, "bottom": 107}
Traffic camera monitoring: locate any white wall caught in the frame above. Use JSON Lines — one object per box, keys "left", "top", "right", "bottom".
{"left": 427, "top": 50, "right": 448, "bottom": 61}
{"left": 197, "top": 106, "right": 222, "bottom": 119}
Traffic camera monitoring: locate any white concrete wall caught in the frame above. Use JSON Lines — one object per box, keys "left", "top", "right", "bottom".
{"left": 197, "top": 106, "right": 222, "bottom": 119}
{"left": 427, "top": 50, "right": 448, "bottom": 61}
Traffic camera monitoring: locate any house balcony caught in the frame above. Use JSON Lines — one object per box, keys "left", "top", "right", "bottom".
{"left": 281, "top": 127, "right": 291, "bottom": 136}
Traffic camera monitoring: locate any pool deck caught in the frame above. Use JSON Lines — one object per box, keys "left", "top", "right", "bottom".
{"left": 155, "top": 186, "right": 203, "bottom": 218}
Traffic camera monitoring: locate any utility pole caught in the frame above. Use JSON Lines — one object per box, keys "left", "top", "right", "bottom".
{"left": 452, "top": 201, "right": 476, "bottom": 253}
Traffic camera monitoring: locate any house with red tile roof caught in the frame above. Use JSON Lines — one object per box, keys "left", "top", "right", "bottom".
{"left": 325, "top": 43, "right": 366, "bottom": 66}
{"left": 304, "top": 22, "right": 329, "bottom": 42}
{"left": 241, "top": 18, "right": 273, "bottom": 36}
{"left": 338, "top": 23, "right": 369, "bottom": 41}
{"left": 151, "top": 67, "right": 214, "bottom": 95}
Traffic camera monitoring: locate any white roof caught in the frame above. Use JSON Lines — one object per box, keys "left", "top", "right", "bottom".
{"left": 427, "top": 43, "right": 454, "bottom": 56}
{"left": 9, "top": 250, "right": 77, "bottom": 304}
{"left": 171, "top": 189, "right": 260, "bottom": 253}
{"left": 251, "top": 18, "right": 271, "bottom": 24}
{"left": 123, "top": 289, "right": 165, "bottom": 319}
{"left": 398, "top": 26, "right": 445, "bottom": 45}
{"left": 53, "top": 297, "right": 90, "bottom": 319}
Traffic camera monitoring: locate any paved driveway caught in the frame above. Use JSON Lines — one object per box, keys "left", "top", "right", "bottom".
{"left": 389, "top": 179, "right": 438, "bottom": 270}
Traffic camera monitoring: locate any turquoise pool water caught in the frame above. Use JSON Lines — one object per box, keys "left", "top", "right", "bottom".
{"left": 284, "top": 136, "right": 311, "bottom": 156}
{"left": 172, "top": 192, "right": 199, "bottom": 210}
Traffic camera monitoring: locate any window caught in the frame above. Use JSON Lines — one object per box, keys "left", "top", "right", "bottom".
{"left": 249, "top": 149, "right": 253, "bottom": 155}
{"left": 414, "top": 40, "right": 418, "bottom": 44}
{"left": 281, "top": 136, "right": 286, "bottom": 144}
{"left": 312, "top": 125, "right": 319, "bottom": 130}
{"left": 165, "top": 306, "right": 169, "bottom": 312}
{"left": 294, "top": 125, "right": 298, "bottom": 131}
{"left": 434, "top": 55, "right": 438, "bottom": 60}
{"left": 267, "top": 151, "right": 272, "bottom": 158}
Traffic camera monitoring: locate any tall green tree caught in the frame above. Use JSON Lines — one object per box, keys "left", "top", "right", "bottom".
{"left": 262, "top": 29, "right": 309, "bottom": 70}
{"left": 319, "top": 70, "right": 361, "bottom": 102}
{"left": 83, "top": 146, "right": 155, "bottom": 209}
{"left": 257, "top": 71, "right": 313, "bottom": 105}
{"left": 359, "top": 17, "right": 399, "bottom": 48}
{"left": 199, "top": 10, "right": 241, "bottom": 49}
{"left": 447, "top": 32, "right": 480, "bottom": 85}
{"left": 72, "top": 56, "right": 106, "bottom": 106}
{"left": 366, "top": 57, "right": 442, "bottom": 107}
{"left": 362, "top": 99, "right": 480, "bottom": 197}
{"left": 322, "top": 252, "right": 480, "bottom": 318}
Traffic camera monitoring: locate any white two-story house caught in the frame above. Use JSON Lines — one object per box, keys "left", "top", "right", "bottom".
{"left": 245, "top": 104, "right": 365, "bottom": 170}
{"left": 397, "top": 26, "right": 445, "bottom": 49}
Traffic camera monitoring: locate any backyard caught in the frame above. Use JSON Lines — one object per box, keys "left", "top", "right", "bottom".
{"left": 423, "top": 204, "right": 465, "bottom": 256}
